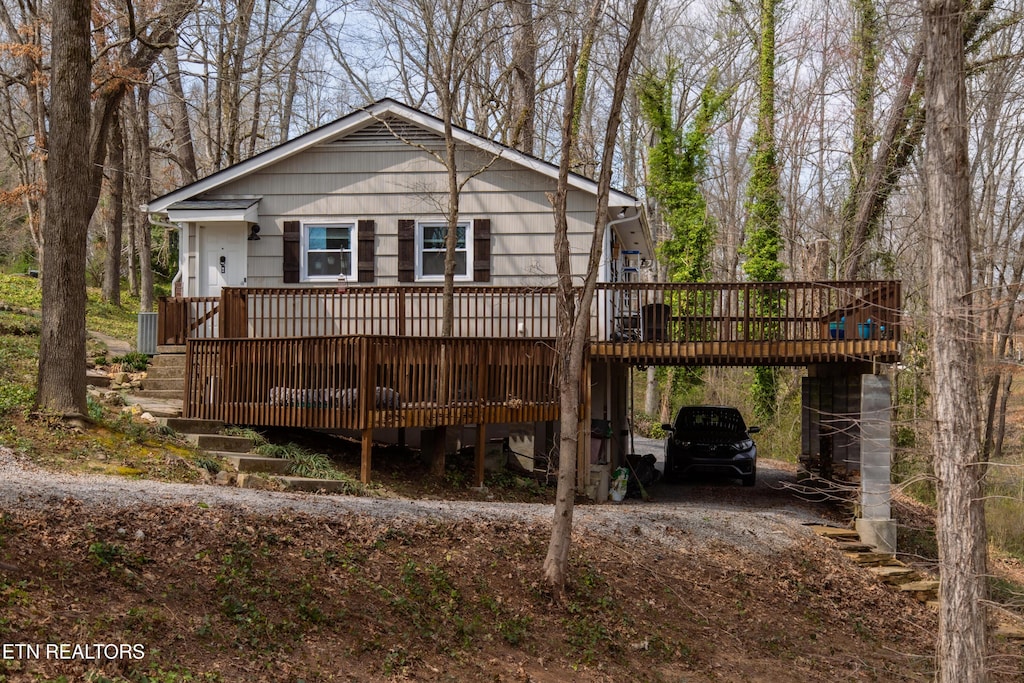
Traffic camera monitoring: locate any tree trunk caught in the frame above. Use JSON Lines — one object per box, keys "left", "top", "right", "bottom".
{"left": 544, "top": 0, "right": 648, "bottom": 597}
{"left": 135, "top": 86, "right": 155, "bottom": 312}
{"left": 508, "top": 0, "right": 536, "bottom": 154}
{"left": 37, "top": 0, "right": 92, "bottom": 418}
{"left": 923, "top": 1, "right": 989, "bottom": 679}
{"left": 279, "top": 0, "right": 316, "bottom": 144}
{"left": 644, "top": 366, "right": 657, "bottom": 415}
{"left": 163, "top": 44, "right": 198, "bottom": 182}
{"left": 102, "top": 113, "right": 124, "bottom": 306}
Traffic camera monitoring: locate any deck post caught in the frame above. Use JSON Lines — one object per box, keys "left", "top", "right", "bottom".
{"left": 577, "top": 355, "right": 592, "bottom": 490}
{"left": 474, "top": 424, "right": 486, "bottom": 487}
{"left": 358, "top": 338, "right": 375, "bottom": 483}
{"left": 361, "top": 427, "right": 373, "bottom": 483}
{"left": 856, "top": 374, "right": 896, "bottom": 553}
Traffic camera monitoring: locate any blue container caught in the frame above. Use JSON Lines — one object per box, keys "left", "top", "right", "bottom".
{"left": 829, "top": 318, "right": 845, "bottom": 339}
{"left": 857, "top": 319, "right": 875, "bottom": 339}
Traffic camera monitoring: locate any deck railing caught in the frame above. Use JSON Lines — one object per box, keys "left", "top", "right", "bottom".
{"left": 157, "top": 296, "right": 221, "bottom": 345}
{"left": 598, "top": 280, "right": 901, "bottom": 344}
{"left": 184, "top": 335, "right": 560, "bottom": 429}
{"left": 160, "top": 280, "right": 901, "bottom": 347}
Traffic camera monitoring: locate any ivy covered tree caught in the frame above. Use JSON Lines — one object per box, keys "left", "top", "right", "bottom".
{"left": 639, "top": 67, "right": 728, "bottom": 284}
{"left": 741, "top": 0, "right": 784, "bottom": 419}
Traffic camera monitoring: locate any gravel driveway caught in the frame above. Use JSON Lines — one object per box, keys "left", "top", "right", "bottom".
{"left": 0, "top": 445, "right": 831, "bottom": 555}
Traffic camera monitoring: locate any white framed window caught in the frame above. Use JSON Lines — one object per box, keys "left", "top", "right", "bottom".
{"left": 302, "top": 221, "right": 356, "bottom": 281}
{"left": 416, "top": 220, "right": 472, "bottom": 281}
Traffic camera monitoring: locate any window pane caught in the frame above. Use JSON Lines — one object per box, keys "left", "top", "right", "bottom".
{"left": 308, "top": 226, "right": 327, "bottom": 250}
{"left": 325, "top": 226, "right": 350, "bottom": 250}
{"left": 422, "top": 251, "right": 466, "bottom": 276}
{"left": 422, "top": 252, "right": 445, "bottom": 276}
{"left": 423, "top": 224, "right": 446, "bottom": 249}
{"left": 307, "top": 252, "right": 350, "bottom": 276}
{"left": 422, "top": 223, "right": 466, "bottom": 249}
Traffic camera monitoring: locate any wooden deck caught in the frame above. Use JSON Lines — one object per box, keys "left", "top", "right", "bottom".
{"left": 159, "top": 280, "right": 901, "bottom": 483}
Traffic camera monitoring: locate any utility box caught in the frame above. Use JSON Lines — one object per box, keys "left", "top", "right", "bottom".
{"left": 137, "top": 312, "right": 158, "bottom": 355}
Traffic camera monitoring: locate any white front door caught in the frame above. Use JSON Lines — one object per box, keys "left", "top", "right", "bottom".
{"left": 200, "top": 224, "right": 247, "bottom": 297}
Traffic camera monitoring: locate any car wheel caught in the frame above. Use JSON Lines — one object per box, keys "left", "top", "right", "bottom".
{"left": 741, "top": 468, "right": 756, "bottom": 487}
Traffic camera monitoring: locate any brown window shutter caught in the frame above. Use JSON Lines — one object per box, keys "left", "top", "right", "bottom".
{"left": 357, "top": 219, "right": 375, "bottom": 282}
{"left": 398, "top": 219, "right": 415, "bottom": 282}
{"left": 473, "top": 218, "right": 491, "bottom": 282}
{"left": 283, "top": 220, "right": 300, "bottom": 283}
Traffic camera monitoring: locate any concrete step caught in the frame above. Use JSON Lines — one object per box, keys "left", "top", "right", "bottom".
{"left": 271, "top": 476, "right": 354, "bottom": 493}
{"left": 141, "top": 378, "right": 184, "bottom": 392}
{"left": 223, "top": 455, "right": 293, "bottom": 474}
{"left": 185, "top": 433, "right": 253, "bottom": 453}
{"left": 149, "top": 356, "right": 186, "bottom": 370}
{"left": 156, "top": 345, "right": 186, "bottom": 355}
{"left": 143, "top": 366, "right": 185, "bottom": 382}
{"left": 160, "top": 417, "right": 225, "bottom": 434}
{"left": 133, "top": 389, "right": 185, "bottom": 400}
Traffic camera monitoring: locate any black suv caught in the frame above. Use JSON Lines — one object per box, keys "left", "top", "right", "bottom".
{"left": 662, "top": 406, "right": 760, "bottom": 486}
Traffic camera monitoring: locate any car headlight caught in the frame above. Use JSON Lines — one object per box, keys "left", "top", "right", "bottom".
{"left": 732, "top": 439, "right": 753, "bottom": 453}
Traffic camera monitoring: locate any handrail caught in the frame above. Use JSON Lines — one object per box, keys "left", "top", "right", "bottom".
{"left": 159, "top": 280, "right": 901, "bottom": 346}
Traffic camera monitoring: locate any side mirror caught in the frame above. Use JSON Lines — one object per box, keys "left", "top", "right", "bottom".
{"left": 747, "top": 426, "right": 761, "bottom": 434}
{"left": 661, "top": 424, "right": 674, "bottom": 432}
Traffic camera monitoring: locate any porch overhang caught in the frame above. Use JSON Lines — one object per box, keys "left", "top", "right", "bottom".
{"left": 164, "top": 198, "right": 261, "bottom": 224}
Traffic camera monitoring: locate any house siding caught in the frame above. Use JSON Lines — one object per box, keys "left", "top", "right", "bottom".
{"left": 204, "top": 143, "right": 610, "bottom": 288}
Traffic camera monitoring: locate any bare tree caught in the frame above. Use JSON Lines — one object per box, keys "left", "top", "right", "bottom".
{"left": 923, "top": 0, "right": 989, "bottom": 679}
{"left": 102, "top": 113, "right": 125, "bottom": 306}
{"left": 544, "top": 0, "right": 648, "bottom": 596}
{"left": 36, "top": 0, "right": 92, "bottom": 418}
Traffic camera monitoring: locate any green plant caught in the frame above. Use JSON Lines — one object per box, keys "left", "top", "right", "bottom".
{"left": 112, "top": 352, "right": 150, "bottom": 372}
{"left": 86, "top": 395, "right": 105, "bottom": 422}
{"left": 195, "top": 457, "right": 221, "bottom": 475}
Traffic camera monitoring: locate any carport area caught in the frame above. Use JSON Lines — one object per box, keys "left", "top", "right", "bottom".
{"left": 586, "top": 357, "right": 897, "bottom": 554}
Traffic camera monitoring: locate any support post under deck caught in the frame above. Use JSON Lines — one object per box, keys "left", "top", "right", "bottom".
{"left": 361, "top": 428, "right": 373, "bottom": 484}
{"left": 856, "top": 374, "right": 896, "bottom": 552}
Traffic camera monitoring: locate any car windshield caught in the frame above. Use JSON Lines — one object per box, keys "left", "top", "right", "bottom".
{"left": 674, "top": 408, "right": 747, "bottom": 434}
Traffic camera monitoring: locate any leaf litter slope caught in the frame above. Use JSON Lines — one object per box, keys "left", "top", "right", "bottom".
{"left": 0, "top": 448, "right": 1000, "bottom": 682}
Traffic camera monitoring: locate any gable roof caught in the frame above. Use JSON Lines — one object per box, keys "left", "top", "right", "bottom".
{"left": 146, "top": 98, "right": 643, "bottom": 214}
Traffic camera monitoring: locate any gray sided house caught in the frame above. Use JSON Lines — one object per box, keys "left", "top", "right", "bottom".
{"left": 147, "top": 99, "right": 652, "bottom": 298}
{"left": 146, "top": 98, "right": 653, "bottom": 478}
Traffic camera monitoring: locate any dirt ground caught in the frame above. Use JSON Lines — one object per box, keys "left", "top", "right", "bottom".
{"left": 0, "top": 448, "right": 1021, "bottom": 682}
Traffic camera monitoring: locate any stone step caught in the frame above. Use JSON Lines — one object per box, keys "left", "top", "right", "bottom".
{"left": 867, "top": 565, "right": 919, "bottom": 585}
{"left": 271, "top": 476, "right": 353, "bottom": 493}
{"left": 133, "top": 389, "right": 185, "bottom": 400}
{"left": 86, "top": 370, "right": 111, "bottom": 388}
{"left": 159, "top": 417, "right": 225, "bottom": 434}
{"left": 223, "top": 455, "right": 293, "bottom": 475}
{"left": 121, "top": 396, "right": 182, "bottom": 418}
{"left": 808, "top": 525, "right": 861, "bottom": 540}
{"left": 845, "top": 551, "right": 897, "bottom": 566}
{"left": 835, "top": 541, "right": 875, "bottom": 553}
{"left": 141, "top": 378, "right": 184, "bottom": 392}
{"left": 899, "top": 580, "right": 941, "bottom": 603}
{"left": 995, "top": 619, "right": 1024, "bottom": 640}
{"left": 185, "top": 433, "right": 253, "bottom": 453}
